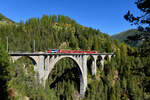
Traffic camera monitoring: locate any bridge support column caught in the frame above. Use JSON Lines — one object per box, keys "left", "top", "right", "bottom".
{"left": 44, "top": 56, "right": 49, "bottom": 71}
{"left": 80, "top": 74, "right": 85, "bottom": 97}
{"left": 92, "top": 55, "right": 98, "bottom": 75}
{"left": 48, "top": 55, "right": 55, "bottom": 73}
{"left": 100, "top": 55, "right": 105, "bottom": 71}
{"left": 34, "top": 56, "right": 46, "bottom": 87}
{"left": 108, "top": 55, "right": 112, "bottom": 61}
{"left": 80, "top": 55, "right": 88, "bottom": 97}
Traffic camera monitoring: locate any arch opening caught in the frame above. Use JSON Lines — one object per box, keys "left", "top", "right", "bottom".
{"left": 12, "top": 56, "right": 37, "bottom": 66}
{"left": 96, "top": 56, "right": 103, "bottom": 72}
{"left": 13, "top": 56, "right": 36, "bottom": 75}
{"left": 104, "top": 55, "right": 109, "bottom": 61}
{"left": 87, "top": 55, "right": 94, "bottom": 76}
{"left": 47, "top": 57, "right": 83, "bottom": 99}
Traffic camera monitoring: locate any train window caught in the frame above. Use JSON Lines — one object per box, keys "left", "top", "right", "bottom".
{"left": 51, "top": 49, "right": 58, "bottom": 53}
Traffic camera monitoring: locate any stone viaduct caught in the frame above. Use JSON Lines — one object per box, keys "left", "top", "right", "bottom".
{"left": 9, "top": 52, "right": 115, "bottom": 97}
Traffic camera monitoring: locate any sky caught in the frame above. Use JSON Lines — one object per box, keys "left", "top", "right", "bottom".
{"left": 0, "top": 0, "right": 140, "bottom": 35}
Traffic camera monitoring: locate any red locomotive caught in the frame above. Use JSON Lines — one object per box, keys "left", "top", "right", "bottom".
{"left": 48, "top": 49, "right": 98, "bottom": 54}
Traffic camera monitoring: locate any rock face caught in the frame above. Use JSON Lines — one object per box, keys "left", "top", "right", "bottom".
{"left": 8, "top": 88, "right": 15, "bottom": 98}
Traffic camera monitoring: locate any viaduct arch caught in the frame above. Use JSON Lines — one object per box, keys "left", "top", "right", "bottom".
{"left": 47, "top": 56, "right": 84, "bottom": 93}
{"left": 11, "top": 56, "right": 37, "bottom": 66}
{"left": 10, "top": 52, "right": 115, "bottom": 97}
{"left": 44, "top": 55, "right": 87, "bottom": 96}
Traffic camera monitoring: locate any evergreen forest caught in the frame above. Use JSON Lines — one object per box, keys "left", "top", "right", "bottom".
{"left": 0, "top": 1, "right": 150, "bottom": 99}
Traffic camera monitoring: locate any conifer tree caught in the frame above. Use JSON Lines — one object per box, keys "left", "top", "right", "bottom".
{"left": 0, "top": 41, "right": 10, "bottom": 100}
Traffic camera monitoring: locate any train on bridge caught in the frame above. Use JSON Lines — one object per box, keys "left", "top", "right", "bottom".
{"left": 48, "top": 49, "right": 98, "bottom": 54}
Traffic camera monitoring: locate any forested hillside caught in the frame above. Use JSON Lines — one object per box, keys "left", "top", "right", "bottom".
{"left": 111, "top": 29, "right": 143, "bottom": 47}
{"left": 0, "top": 14, "right": 114, "bottom": 52}
{"left": 0, "top": 14, "right": 150, "bottom": 100}
{"left": 0, "top": 13, "right": 15, "bottom": 25}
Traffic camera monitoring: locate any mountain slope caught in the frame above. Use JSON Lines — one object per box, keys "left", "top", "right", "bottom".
{"left": 1, "top": 14, "right": 149, "bottom": 100}
{"left": 0, "top": 14, "right": 112, "bottom": 53}
{"left": 111, "top": 29, "right": 143, "bottom": 47}
{"left": 0, "top": 13, "right": 15, "bottom": 24}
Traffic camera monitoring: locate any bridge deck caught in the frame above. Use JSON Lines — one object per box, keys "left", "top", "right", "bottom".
{"left": 8, "top": 52, "right": 114, "bottom": 56}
